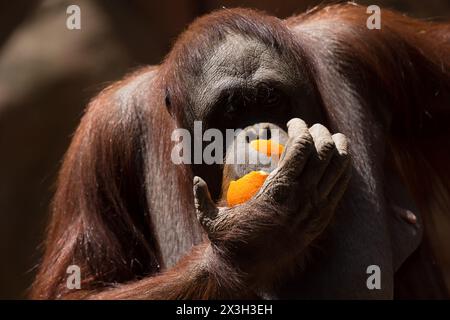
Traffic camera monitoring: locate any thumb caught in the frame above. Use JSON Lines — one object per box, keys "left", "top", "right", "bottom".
{"left": 193, "top": 176, "right": 218, "bottom": 230}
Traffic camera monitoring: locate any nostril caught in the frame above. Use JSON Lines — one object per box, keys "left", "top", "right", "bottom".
{"left": 245, "top": 135, "right": 250, "bottom": 143}
{"left": 266, "top": 129, "right": 272, "bottom": 140}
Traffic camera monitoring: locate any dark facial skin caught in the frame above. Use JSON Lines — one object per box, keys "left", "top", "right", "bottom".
{"left": 185, "top": 34, "right": 321, "bottom": 129}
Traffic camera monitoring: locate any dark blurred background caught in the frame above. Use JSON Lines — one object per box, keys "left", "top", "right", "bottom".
{"left": 0, "top": 0, "right": 449, "bottom": 299}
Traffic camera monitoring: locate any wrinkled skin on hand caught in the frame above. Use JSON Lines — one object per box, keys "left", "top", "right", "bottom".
{"left": 193, "top": 118, "right": 351, "bottom": 286}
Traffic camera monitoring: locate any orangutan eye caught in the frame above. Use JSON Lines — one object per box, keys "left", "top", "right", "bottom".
{"left": 257, "top": 83, "right": 281, "bottom": 106}
{"left": 221, "top": 91, "right": 241, "bottom": 120}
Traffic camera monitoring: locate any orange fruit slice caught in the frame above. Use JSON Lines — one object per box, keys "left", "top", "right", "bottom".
{"left": 250, "top": 139, "right": 284, "bottom": 156}
{"left": 227, "top": 171, "right": 269, "bottom": 206}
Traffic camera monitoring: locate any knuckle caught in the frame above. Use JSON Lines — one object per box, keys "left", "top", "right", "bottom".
{"left": 332, "top": 132, "right": 347, "bottom": 141}
{"left": 309, "top": 123, "right": 331, "bottom": 138}
{"left": 287, "top": 118, "right": 308, "bottom": 135}
{"left": 289, "top": 138, "right": 314, "bottom": 158}
{"left": 309, "top": 123, "right": 326, "bottom": 133}
{"left": 317, "top": 139, "right": 335, "bottom": 155}
{"left": 287, "top": 117, "right": 304, "bottom": 128}
{"left": 310, "top": 124, "right": 334, "bottom": 149}
{"left": 294, "top": 130, "right": 313, "bottom": 147}
{"left": 332, "top": 133, "right": 348, "bottom": 148}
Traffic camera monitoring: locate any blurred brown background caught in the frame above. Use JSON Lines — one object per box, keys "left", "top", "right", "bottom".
{"left": 0, "top": 0, "right": 449, "bottom": 299}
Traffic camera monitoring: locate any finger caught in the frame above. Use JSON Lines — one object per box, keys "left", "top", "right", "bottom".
{"left": 193, "top": 176, "right": 218, "bottom": 229}
{"left": 317, "top": 133, "right": 350, "bottom": 198}
{"left": 324, "top": 161, "right": 352, "bottom": 209}
{"left": 299, "top": 123, "right": 336, "bottom": 187}
{"left": 258, "top": 118, "right": 312, "bottom": 205}
{"left": 277, "top": 118, "right": 314, "bottom": 178}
